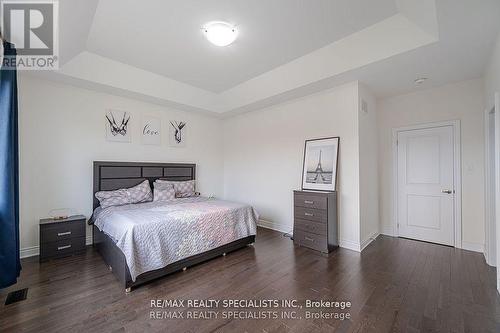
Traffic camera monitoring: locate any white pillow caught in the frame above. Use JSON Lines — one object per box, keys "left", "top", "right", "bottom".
{"left": 153, "top": 183, "right": 176, "bottom": 202}
{"left": 155, "top": 180, "right": 196, "bottom": 196}
{"left": 95, "top": 180, "right": 152, "bottom": 208}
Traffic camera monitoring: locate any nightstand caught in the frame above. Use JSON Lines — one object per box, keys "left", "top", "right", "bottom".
{"left": 39, "top": 215, "right": 87, "bottom": 262}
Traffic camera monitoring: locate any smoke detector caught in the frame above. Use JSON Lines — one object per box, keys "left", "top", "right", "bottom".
{"left": 414, "top": 77, "right": 428, "bottom": 85}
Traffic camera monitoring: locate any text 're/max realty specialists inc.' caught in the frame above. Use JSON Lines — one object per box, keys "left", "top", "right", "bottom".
{"left": 149, "top": 298, "right": 353, "bottom": 321}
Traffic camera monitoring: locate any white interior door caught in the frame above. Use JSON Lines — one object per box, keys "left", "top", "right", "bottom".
{"left": 397, "top": 125, "right": 455, "bottom": 246}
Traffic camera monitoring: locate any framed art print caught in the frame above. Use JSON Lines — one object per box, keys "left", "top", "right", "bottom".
{"left": 105, "top": 109, "right": 131, "bottom": 143}
{"left": 169, "top": 120, "right": 187, "bottom": 147}
{"left": 301, "top": 137, "right": 339, "bottom": 192}
{"left": 141, "top": 116, "right": 161, "bottom": 145}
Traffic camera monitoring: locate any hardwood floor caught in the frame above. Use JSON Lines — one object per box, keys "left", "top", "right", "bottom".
{"left": 1, "top": 227, "right": 499, "bottom": 332}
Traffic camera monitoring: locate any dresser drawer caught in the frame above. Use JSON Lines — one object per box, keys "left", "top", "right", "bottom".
{"left": 40, "top": 237, "right": 86, "bottom": 260}
{"left": 40, "top": 220, "right": 85, "bottom": 244}
{"left": 294, "top": 193, "right": 327, "bottom": 210}
{"left": 294, "top": 230, "right": 328, "bottom": 252}
{"left": 294, "top": 219, "right": 327, "bottom": 236}
{"left": 294, "top": 206, "right": 327, "bottom": 223}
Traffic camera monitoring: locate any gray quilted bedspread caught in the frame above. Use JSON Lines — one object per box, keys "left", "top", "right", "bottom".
{"left": 93, "top": 197, "right": 258, "bottom": 281}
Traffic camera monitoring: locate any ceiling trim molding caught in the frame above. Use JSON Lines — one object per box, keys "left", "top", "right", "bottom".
{"left": 37, "top": 1, "right": 446, "bottom": 116}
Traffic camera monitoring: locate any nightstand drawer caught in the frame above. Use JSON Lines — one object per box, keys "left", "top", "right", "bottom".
{"left": 294, "top": 193, "right": 327, "bottom": 210}
{"left": 40, "top": 221, "right": 85, "bottom": 243}
{"left": 294, "top": 206, "right": 327, "bottom": 223}
{"left": 294, "top": 219, "right": 327, "bottom": 236}
{"left": 294, "top": 230, "right": 328, "bottom": 252}
{"left": 40, "top": 237, "right": 86, "bottom": 260}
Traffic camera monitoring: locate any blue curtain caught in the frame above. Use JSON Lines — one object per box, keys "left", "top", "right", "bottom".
{"left": 0, "top": 41, "right": 21, "bottom": 288}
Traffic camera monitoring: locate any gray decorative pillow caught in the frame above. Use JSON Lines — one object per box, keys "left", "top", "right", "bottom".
{"left": 153, "top": 183, "right": 176, "bottom": 202}
{"left": 155, "top": 180, "right": 196, "bottom": 196}
{"left": 95, "top": 180, "right": 152, "bottom": 209}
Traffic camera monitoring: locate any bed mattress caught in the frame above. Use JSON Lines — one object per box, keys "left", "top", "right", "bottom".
{"left": 93, "top": 197, "right": 258, "bottom": 281}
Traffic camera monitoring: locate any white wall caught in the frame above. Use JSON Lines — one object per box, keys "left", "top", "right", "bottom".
{"left": 483, "top": 31, "right": 500, "bottom": 291}
{"left": 19, "top": 78, "right": 371, "bottom": 254}
{"left": 358, "top": 84, "right": 379, "bottom": 248}
{"left": 18, "top": 73, "right": 488, "bottom": 257}
{"left": 484, "top": 32, "right": 500, "bottom": 109}
{"left": 223, "top": 82, "right": 363, "bottom": 248}
{"left": 377, "top": 79, "right": 486, "bottom": 249}
{"left": 18, "top": 75, "right": 224, "bottom": 256}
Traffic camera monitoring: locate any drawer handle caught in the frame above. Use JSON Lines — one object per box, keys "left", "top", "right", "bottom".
{"left": 304, "top": 212, "right": 314, "bottom": 217}
{"left": 304, "top": 237, "right": 314, "bottom": 242}
{"left": 57, "top": 231, "right": 71, "bottom": 236}
{"left": 57, "top": 245, "right": 71, "bottom": 251}
{"left": 304, "top": 200, "right": 314, "bottom": 204}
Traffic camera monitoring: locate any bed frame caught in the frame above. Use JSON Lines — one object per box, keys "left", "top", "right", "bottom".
{"left": 91, "top": 161, "right": 255, "bottom": 292}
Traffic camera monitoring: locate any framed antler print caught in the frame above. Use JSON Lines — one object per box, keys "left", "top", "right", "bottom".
{"left": 301, "top": 137, "right": 339, "bottom": 192}
{"left": 105, "top": 109, "right": 131, "bottom": 143}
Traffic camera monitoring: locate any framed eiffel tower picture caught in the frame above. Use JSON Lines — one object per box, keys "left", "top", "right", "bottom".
{"left": 301, "top": 137, "right": 339, "bottom": 192}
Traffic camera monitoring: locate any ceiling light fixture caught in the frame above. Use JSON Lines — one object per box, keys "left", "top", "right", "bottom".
{"left": 203, "top": 21, "right": 238, "bottom": 47}
{"left": 414, "top": 77, "right": 428, "bottom": 85}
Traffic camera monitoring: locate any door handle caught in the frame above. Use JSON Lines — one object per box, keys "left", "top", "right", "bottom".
{"left": 441, "top": 189, "right": 453, "bottom": 194}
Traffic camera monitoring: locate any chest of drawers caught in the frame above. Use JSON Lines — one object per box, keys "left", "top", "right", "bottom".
{"left": 39, "top": 215, "right": 86, "bottom": 262}
{"left": 293, "top": 190, "right": 338, "bottom": 253}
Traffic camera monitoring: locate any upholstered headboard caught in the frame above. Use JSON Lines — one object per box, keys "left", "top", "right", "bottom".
{"left": 92, "top": 161, "right": 196, "bottom": 210}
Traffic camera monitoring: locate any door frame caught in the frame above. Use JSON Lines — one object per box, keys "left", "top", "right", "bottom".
{"left": 484, "top": 92, "right": 500, "bottom": 293}
{"left": 486, "top": 92, "right": 500, "bottom": 293}
{"left": 391, "top": 120, "right": 462, "bottom": 248}
{"left": 484, "top": 105, "right": 497, "bottom": 266}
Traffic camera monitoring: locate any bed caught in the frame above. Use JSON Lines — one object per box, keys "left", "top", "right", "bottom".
{"left": 90, "top": 161, "right": 257, "bottom": 292}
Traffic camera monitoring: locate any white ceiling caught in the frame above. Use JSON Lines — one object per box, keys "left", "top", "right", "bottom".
{"left": 29, "top": 0, "right": 500, "bottom": 115}
{"left": 86, "top": 0, "right": 397, "bottom": 92}
{"left": 357, "top": 0, "right": 500, "bottom": 98}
